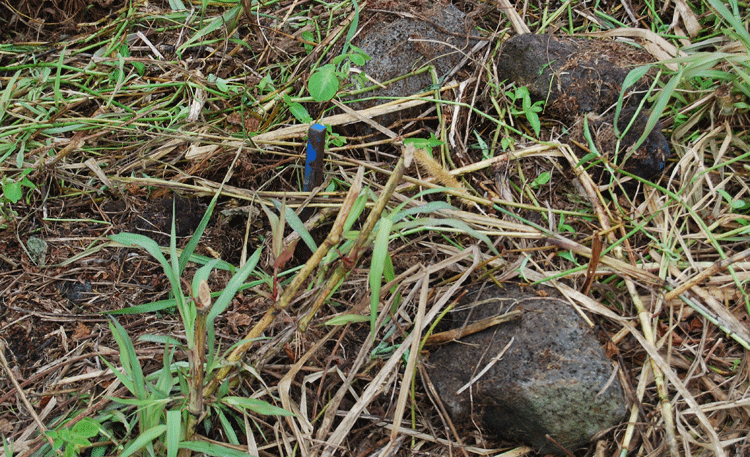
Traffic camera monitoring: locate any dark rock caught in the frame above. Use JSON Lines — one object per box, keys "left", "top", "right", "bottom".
{"left": 427, "top": 283, "right": 627, "bottom": 455}
{"left": 570, "top": 107, "right": 671, "bottom": 181}
{"left": 349, "top": 4, "right": 478, "bottom": 130}
{"left": 57, "top": 280, "right": 93, "bottom": 304}
{"left": 131, "top": 195, "right": 205, "bottom": 244}
{"left": 496, "top": 34, "right": 653, "bottom": 123}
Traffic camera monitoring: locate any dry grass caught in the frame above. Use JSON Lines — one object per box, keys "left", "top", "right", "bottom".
{"left": 0, "top": 0, "right": 749, "bottom": 456}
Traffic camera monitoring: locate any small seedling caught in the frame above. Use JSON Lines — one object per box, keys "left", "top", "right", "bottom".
{"left": 508, "top": 86, "right": 544, "bottom": 137}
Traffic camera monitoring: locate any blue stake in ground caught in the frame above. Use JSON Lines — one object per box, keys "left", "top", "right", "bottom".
{"left": 304, "top": 123, "right": 326, "bottom": 192}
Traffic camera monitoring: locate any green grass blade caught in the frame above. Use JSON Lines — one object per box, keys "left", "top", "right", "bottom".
{"left": 166, "top": 410, "right": 181, "bottom": 457}
{"left": 275, "top": 200, "right": 317, "bottom": 252}
{"left": 207, "top": 246, "right": 262, "bottom": 323}
{"left": 179, "top": 191, "right": 221, "bottom": 274}
{"left": 369, "top": 217, "right": 393, "bottom": 334}
{"left": 119, "top": 425, "right": 167, "bottom": 457}
{"left": 707, "top": 0, "right": 750, "bottom": 49}
{"left": 108, "top": 317, "right": 146, "bottom": 400}
{"left": 179, "top": 440, "right": 255, "bottom": 457}
{"left": 177, "top": 6, "right": 242, "bottom": 54}
{"left": 221, "top": 397, "right": 294, "bottom": 416}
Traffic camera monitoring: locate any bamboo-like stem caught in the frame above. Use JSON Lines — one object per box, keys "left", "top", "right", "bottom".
{"left": 203, "top": 167, "right": 365, "bottom": 397}
{"left": 298, "top": 148, "right": 412, "bottom": 332}
{"left": 180, "top": 281, "right": 212, "bottom": 457}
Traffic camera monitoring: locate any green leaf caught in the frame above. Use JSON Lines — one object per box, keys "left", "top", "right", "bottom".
{"left": 308, "top": 64, "right": 339, "bottom": 102}
{"left": 558, "top": 250, "right": 577, "bottom": 262}
{"left": 473, "top": 130, "right": 490, "bottom": 160}
{"left": 392, "top": 217, "right": 499, "bottom": 256}
{"left": 325, "top": 314, "right": 369, "bottom": 325}
{"left": 403, "top": 134, "right": 444, "bottom": 149}
{"left": 177, "top": 6, "right": 241, "bottom": 54}
{"left": 527, "top": 110, "right": 540, "bottom": 137}
{"left": 108, "top": 317, "right": 146, "bottom": 400}
{"left": 166, "top": 410, "right": 181, "bottom": 457}
{"left": 301, "top": 30, "right": 315, "bottom": 53}
{"left": 350, "top": 52, "right": 366, "bottom": 66}
{"left": 215, "top": 408, "right": 240, "bottom": 445}
{"left": 179, "top": 440, "right": 255, "bottom": 457}
{"left": 576, "top": 151, "right": 601, "bottom": 167}
{"left": 169, "top": 0, "right": 187, "bottom": 10}
{"left": 369, "top": 217, "right": 393, "bottom": 334}
{"left": 109, "top": 233, "right": 175, "bottom": 286}
{"left": 192, "top": 258, "right": 221, "bottom": 300}
{"left": 531, "top": 171, "right": 551, "bottom": 188}
{"left": 207, "top": 246, "right": 262, "bottom": 323}
{"left": 119, "top": 425, "right": 167, "bottom": 457}
{"left": 391, "top": 200, "right": 454, "bottom": 222}
{"left": 341, "top": 0, "right": 360, "bottom": 55}
{"left": 275, "top": 200, "right": 317, "bottom": 252}
{"left": 221, "top": 396, "right": 294, "bottom": 416}
{"left": 288, "top": 100, "right": 313, "bottom": 123}
{"left": 212, "top": 75, "right": 230, "bottom": 93}
{"left": 622, "top": 65, "right": 651, "bottom": 92}
{"left": 71, "top": 418, "right": 99, "bottom": 439}
{"left": 342, "top": 191, "right": 369, "bottom": 234}
{"left": 2, "top": 180, "right": 21, "bottom": 203}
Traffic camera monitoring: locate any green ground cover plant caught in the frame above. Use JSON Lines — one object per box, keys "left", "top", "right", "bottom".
{"left": 0, "top": 0, "right": 748, "bottom": 456}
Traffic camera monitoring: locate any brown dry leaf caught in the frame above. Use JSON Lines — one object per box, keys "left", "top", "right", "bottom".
{"left": 228, "top": 313, "right": 253, "bottom": 334}
{"left": 227, "top": 112, "right": 261, "bottom": 132}
{"left": 688, "top": 317, "right": 703, "bottom": 332}
{"left": 603, "top": 339, "right": 620, "bottom": 358}
{"left": 72, "top": 322, "right": 91, "bottom": 340}
{"left": 0, "top": 418, "right": 12, "bottom": 434}
{"left": 674, "top": 0, "right": 701, "bottom": 38}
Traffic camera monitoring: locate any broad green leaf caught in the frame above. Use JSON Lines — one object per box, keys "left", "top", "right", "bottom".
{"left": 531, "top": 171, "right": 551, "bottom": 188}
{"left": 350, "top": 52, "right": 366, "bottom": 66}
{"left": 527, "top": 110, "right": 540, "bottom": 137}
{"left": 2, "top": 180, "right": 21, "bottom": 203}
{"left": 71, "top": 418, "right": 100, "bottom": 438}
{"left": 308, "top": 64, "right": 339, "bottom": 102}
{"left": 403, "top": 135, "right": 445, "bottom": 149}
{"left": 288, "top": 101, "right": 313, "bottom": 123}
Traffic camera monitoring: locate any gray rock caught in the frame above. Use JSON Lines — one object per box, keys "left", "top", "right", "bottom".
{"left": 570, "top": 107, "right": 671, "bottom": 181}
{"left": 496, "top": 34, "right": 653, "bottom": 122}
{"left": 427, "top": 283, "right": 627, "bottom": 455}
{"left": 26, "top": 236, "right": 48, "bottom": 266}
{"left": 349, "top": 4, "right": 478, "bottom": 130}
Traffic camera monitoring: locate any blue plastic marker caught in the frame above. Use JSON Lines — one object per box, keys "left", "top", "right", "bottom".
{"left": 304, "top": 123, "right": 327, "bottom": 192}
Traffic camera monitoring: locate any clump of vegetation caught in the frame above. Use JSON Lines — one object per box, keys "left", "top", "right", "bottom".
{"left": 0, "top": 0, "right": 748, "bottom": 456}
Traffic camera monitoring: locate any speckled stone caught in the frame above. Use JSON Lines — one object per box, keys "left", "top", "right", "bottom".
{"left": 428, "top": 283, "right": 627, "bottom": 455}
